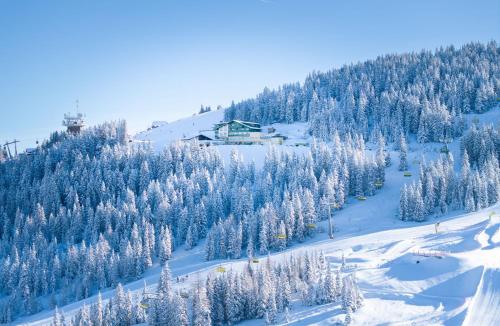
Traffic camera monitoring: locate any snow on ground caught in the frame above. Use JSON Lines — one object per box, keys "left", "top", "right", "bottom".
{"left": 133, "top": 109, "right": 311, "bottom": 150}
{"left": 19, "top": 199, "right": 499, "bottom": 325}
{"left": 18, "top": 150, "right": 500, "bottom": 325}
{"left": 17, "top": 109, "right": 500, "bottom": 325}
{"left": 134, "top": 109, "right": 225, "bottom": 150}
{"left": 133, "top": 109, "right": 311, "bottom": 169}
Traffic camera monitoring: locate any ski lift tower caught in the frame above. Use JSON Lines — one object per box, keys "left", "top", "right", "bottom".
{"left": 63, "top": 112, "right": 85, "bottom": 134}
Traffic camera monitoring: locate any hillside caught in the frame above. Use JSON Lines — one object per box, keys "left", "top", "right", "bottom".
{"left": 15, "top": 106, "right": 500, "bottom": 326}
{"left": 134, "top": 108, "right": 311, "bottom": 168}
{"left": 18, "top": 172, "right": 500, "bottom": 325}
{"left": 1, "top": 43, "right": 499, "bottom": 326}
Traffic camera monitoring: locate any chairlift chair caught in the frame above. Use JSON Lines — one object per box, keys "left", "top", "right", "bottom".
{"left": 140, "top": 293, "right": 161, "bottom": 309}
{"left": 216, "top": 266, "right": 226, "bottom": 273}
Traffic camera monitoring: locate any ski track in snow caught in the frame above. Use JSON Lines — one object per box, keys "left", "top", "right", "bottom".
{"left": 16, "top": 109, "right": 500, "bottom": 325}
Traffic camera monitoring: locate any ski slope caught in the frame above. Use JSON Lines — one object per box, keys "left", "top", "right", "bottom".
{"left": 134, "top": 109, "right": 226, "bottom": 150}
{"left": 17, "top": 109, "right": 500, "bottom": 326}
{"left": 18, "top": 198, "right": 500, "bottom": 325}
{"left": 463, "top": 268, "right": 500, "bottom": 325}
{"left": 133, "top": 109, "right": 311, "bottom": 168}
{"left": 17, "top": 161, "right": 500, "bottom": 325}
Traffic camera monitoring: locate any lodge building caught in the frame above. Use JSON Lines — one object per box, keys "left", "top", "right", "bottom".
{"left": 182, "top": 120, "right": 287, "bottom": 146}
{"left": 214, "top": 120, "right": 263, "bottom": 144}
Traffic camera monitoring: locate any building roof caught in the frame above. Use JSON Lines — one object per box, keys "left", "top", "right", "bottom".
{"left": 214, "top": 120, "right": 261, "bottom": 130}
{"left": 182, "top": 134, "right": 213, "bottom": 141}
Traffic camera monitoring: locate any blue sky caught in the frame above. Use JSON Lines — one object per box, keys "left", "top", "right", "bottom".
{"left": 1, "top": 0, "right": 499, "bottom": 149}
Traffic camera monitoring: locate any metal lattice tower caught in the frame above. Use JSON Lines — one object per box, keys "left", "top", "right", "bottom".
{"left": 62, "top": 100, "right": 85, "bottom": 134}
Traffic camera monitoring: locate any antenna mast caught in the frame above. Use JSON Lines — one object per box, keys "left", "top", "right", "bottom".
{"left": 62, "top": 99, "right": 85, "bottom": 134}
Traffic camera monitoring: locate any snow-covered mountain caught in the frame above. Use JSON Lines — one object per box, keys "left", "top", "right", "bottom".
{"left": 18, "top": 173, "right": 500, "bottom": 325}
{"left": 13, "top": 105, "right": 499, "bottom": 326}
{"left": 2, "top": 43, "right": 499, "bottom": 326}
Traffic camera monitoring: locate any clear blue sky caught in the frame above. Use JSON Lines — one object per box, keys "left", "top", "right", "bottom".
{"left": 1, "top": 0, "right": 499, "bottom": 149}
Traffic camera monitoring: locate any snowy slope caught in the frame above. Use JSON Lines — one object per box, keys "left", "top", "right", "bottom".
{"left": 17, "top": 148, "right": 500, "bottom": 325}
{"left": 18, "top": 109, "right": 500, "bottom": 326}
{"left": 18, "top": 201, "right": 499, "bottom": 325}
{"left": 134, "top": 109, "right": 226, "bottom": 151}
{"left": 133, "top": 108, "right": 311, "bottom": 168}
{"left": 463, "top": 268, "right": 500, "bottom": 325}
{"left": 134, "top": 109, "right": 311, "bottom": 150}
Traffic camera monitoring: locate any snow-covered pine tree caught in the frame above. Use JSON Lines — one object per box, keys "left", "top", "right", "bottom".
{"left": 192, "top": 283, "right": 211, "bottom": 326}
{"left": 398, "top": 134, "right": 408, "bottom": 171}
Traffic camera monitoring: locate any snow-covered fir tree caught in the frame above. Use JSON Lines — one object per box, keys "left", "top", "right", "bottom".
{"left": 2, "top": 41, "right": 499, "bottom": 322}
{"left": 398, "top": 134, "right": 409, "bottom": 171}
{"left": 0, "top": 119, "right": 383, "bottom": 320}
{"left": 399, "top": 123, "right": 500, "bottom": 221}
{"left": 64, "top": 251, "right": 363, "bottom": 326}
{"left": 225, "top": 42, "right": 498, "bottom": 144}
